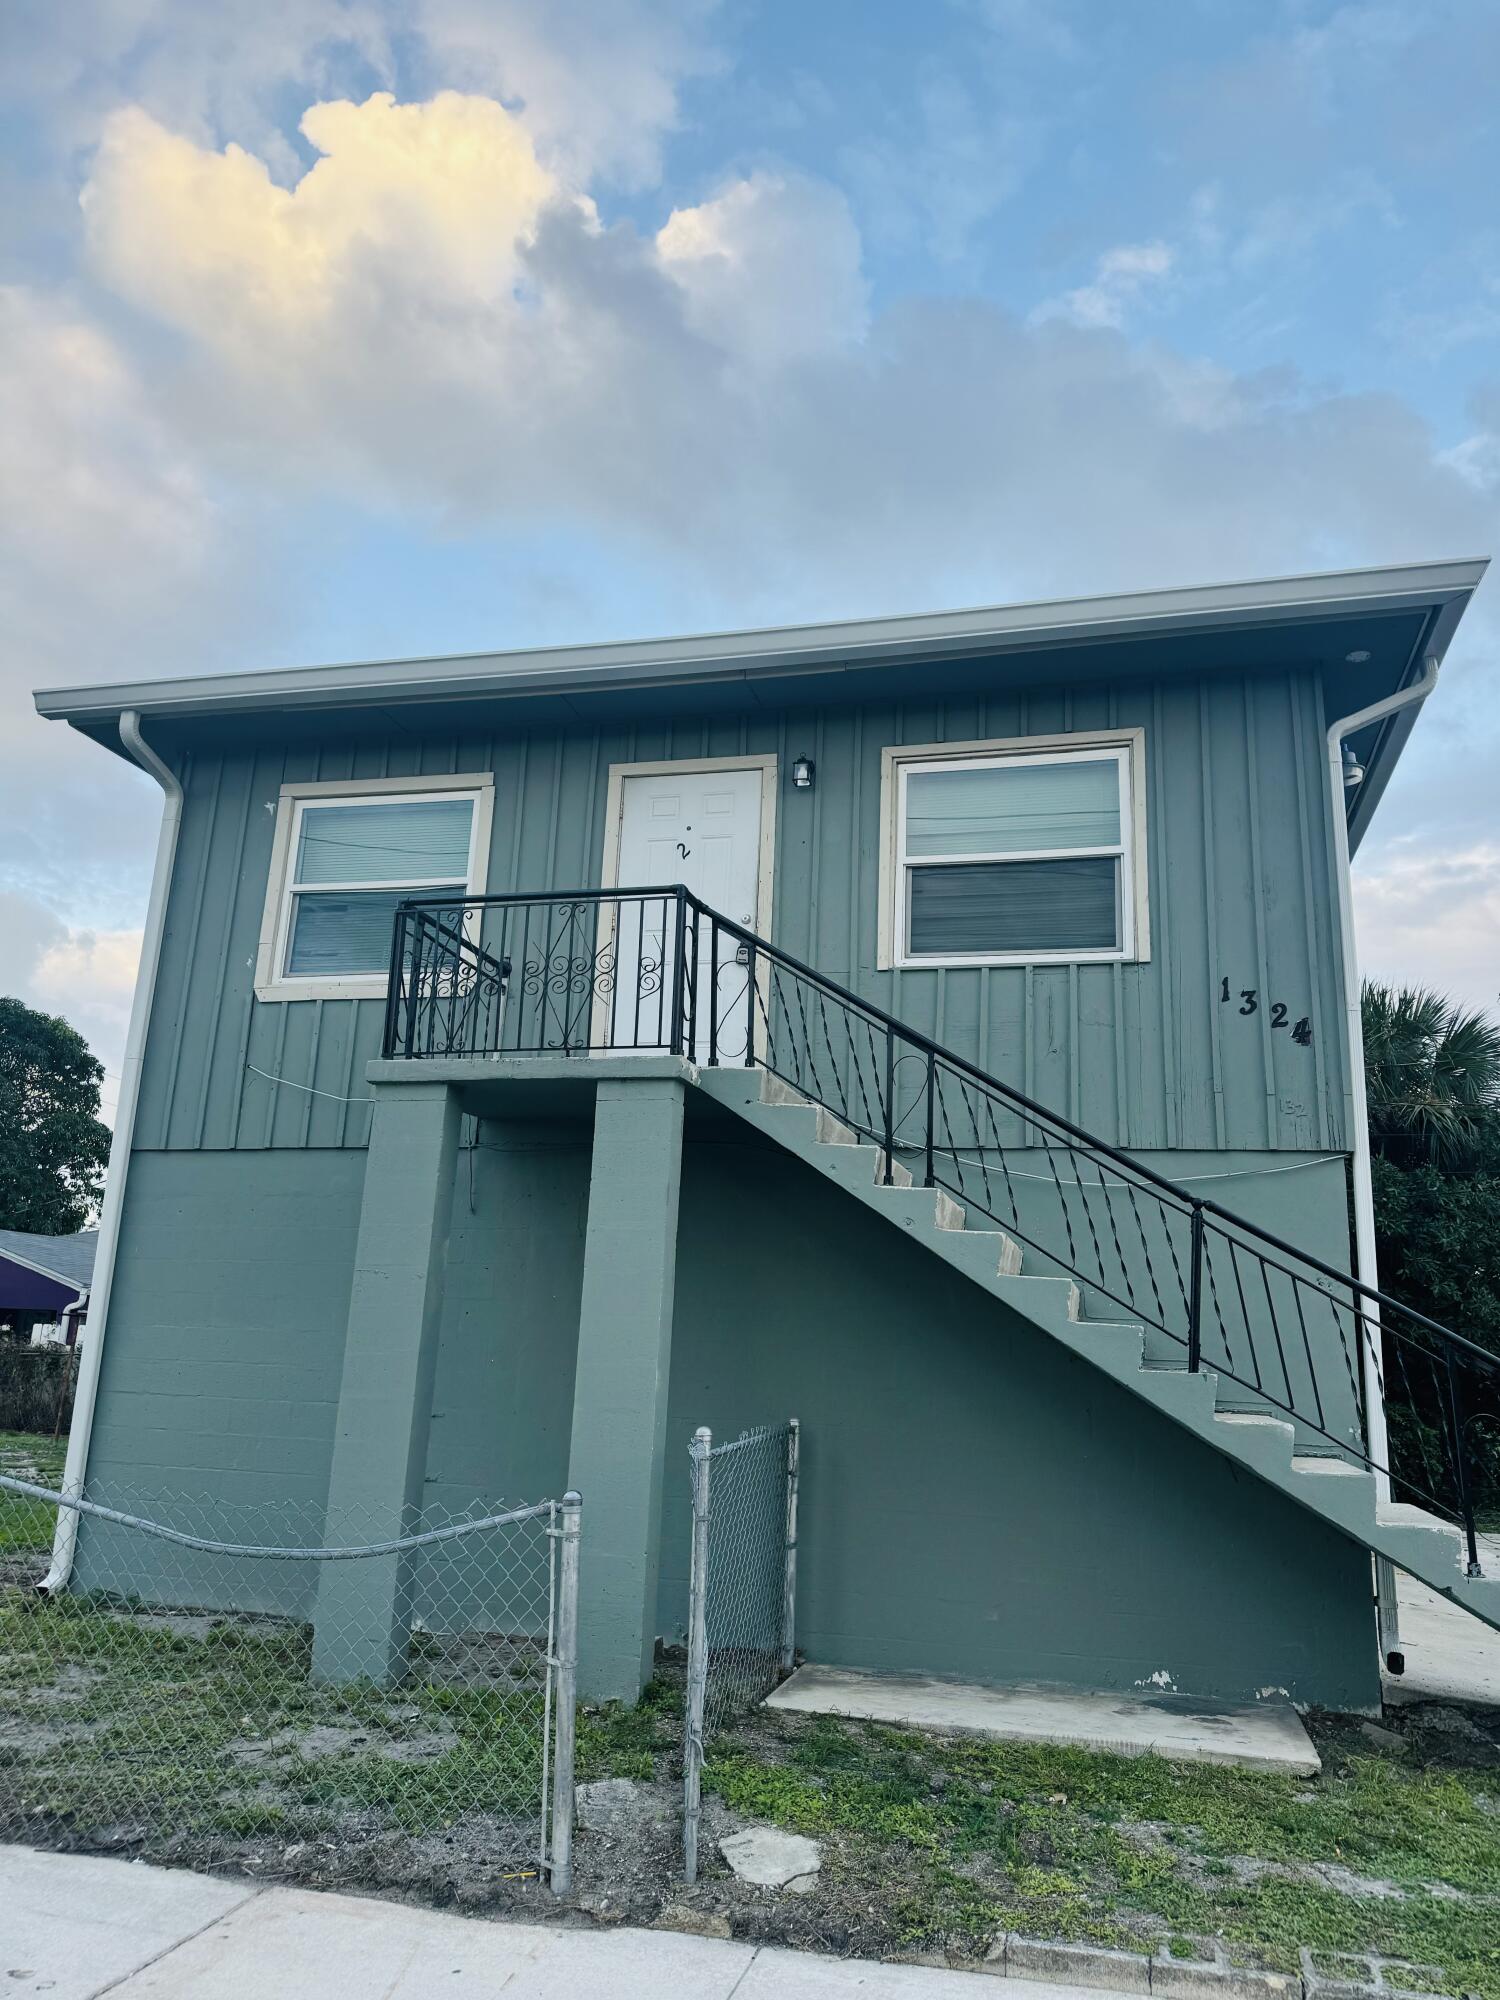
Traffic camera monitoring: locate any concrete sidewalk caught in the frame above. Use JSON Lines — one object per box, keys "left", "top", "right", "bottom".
{"left": 2, "top": 1845, "right": 1140, "bottom": 2000}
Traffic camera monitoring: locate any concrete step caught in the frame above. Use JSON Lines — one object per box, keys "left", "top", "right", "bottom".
{"left": 1212, "top": 1411, "right": 1296, "bottom": 1477}
{"left": 940, "top": 1228, "right": 1026, "bottom": 1282}
{"left": 871, "top": 1184, "right": 967, "bottom": 1234}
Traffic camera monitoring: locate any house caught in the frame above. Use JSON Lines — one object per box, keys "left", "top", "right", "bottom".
{"left": 32, "top": 559, "right": 1498, "bottom": 1712}
{"left": 0, "top": 1229, "right": 96, "bottom": 1346}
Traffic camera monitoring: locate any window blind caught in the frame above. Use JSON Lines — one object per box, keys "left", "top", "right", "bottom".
{"left": 907, "top": 857, "right": 1121, "bottom": 956}
{"left": 295, "top": 798, "right": 474, "bottom": 886}
{"left": 905, "top": 758, "right": 1121, "bottom": 859}
{"left": 286, "top": 889, "right": 425, "bottom": 976}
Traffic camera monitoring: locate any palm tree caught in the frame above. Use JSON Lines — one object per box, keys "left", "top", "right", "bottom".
{"left": 1363, "top": 982, "right": 1500, "bottom": 1171}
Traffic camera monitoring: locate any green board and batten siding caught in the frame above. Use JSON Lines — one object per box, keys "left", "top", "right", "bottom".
{"left": 132, "top": 665, "right": 1351, "bottom": 1159}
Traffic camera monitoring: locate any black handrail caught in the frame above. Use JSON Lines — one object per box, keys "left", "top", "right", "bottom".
{"left": 385, "top": 885, "right": 1500, "bottom": 1570}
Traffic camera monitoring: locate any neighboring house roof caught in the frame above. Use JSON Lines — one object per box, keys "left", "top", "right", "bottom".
{"left": 0, "top": 1228, "right": 98, "bottom": 1297}
{"left": 32, "top": 558, "right": 1487, "bottom": 853}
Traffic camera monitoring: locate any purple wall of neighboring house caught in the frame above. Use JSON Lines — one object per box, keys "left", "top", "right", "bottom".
{"left": 0, "top": 1257, "right": 78, "bottom": 1314}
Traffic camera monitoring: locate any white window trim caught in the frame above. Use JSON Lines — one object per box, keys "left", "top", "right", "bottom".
{"left": 877, "top": 730, "right": 1150, "bottom": 970}
{"left": 255, "top": 772, "right": 494, "bottom": 1002}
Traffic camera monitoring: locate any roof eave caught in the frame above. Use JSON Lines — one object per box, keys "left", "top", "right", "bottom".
{"left": 1345, "top": 578, "right": 1478, "bottom": 854}
{"left": 33, "top": 557, "right": 1489, "bottom": 729}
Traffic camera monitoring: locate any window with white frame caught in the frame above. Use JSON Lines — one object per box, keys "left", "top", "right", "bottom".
{"left": 886, "top": 739, "right": 1145, "bottom": 967}
{"left": 257, "top": 776, "right": 491, "bottom": 998}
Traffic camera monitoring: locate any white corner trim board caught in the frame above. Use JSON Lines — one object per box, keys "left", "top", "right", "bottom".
{"left": 44, "top": 710, "right": 183, "bottom": 1593}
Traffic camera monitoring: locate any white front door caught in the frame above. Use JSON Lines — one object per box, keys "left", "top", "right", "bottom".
{"left": 610, "top": 763, "right": 769, "bottom": 1058}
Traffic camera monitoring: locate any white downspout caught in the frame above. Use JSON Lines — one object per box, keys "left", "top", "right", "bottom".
{"left": 41, "top": 710, "right": 182, "bottom": 1592}
{"left": 1325, "top": 652, "right": 1439, "bottom": 1670}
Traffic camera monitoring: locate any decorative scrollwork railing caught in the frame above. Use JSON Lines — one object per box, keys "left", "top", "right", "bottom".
{"left": 386, "top": 886, "right": 1500, "bottom": 1573}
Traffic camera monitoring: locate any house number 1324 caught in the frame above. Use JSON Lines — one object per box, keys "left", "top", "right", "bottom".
{"left": 1219, "top": 977, "right": 1312, "bottom": 1046}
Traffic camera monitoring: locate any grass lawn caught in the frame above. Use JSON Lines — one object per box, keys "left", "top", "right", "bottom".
{"left": 581, "top": 1679, "right": 1500, "bottom": 1994}
{"left": 0, "top": 1562, "right": 551, "bottom": 1861}
{"left": 4, "top": 1478, "right": 1497, "bottom": 1996}
{"left": 0, "top": 1430, "right": 67, "bottom": 1553}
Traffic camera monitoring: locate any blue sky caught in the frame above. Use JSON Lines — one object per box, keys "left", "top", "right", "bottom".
{"left": 2, "top": 0, "right": 1498, "bottom": 1105}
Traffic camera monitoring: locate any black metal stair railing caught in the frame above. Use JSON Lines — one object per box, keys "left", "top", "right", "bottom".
{"left": 385, "top": 887, "right": 1500, "bottom": 1573}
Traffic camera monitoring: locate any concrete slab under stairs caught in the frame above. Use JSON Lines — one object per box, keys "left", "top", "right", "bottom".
{"left": 766, "top": 1663, "right": 1322, "bottom": 1774}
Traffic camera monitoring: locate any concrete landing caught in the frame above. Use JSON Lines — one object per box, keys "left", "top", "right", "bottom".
{"left": 766, "top": 1664, "right": 1322, "bottom": 1774}
{"left": 1386, "top": 1569, "right": 1500, "bottom": 1709}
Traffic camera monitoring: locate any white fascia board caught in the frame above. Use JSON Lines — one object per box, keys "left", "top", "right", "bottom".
{"left": 33, "top": 558, "right": 1489, "bottom": 727}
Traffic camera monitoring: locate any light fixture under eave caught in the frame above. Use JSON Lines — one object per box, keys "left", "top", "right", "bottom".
{"left": 1342, "top": 743, "right": 1365, "bottom": 788}
{"left": 792, "top": 755, "right": 816, "bottom": 789}
{"left": 1345, "top": 649, "right": 1371, "bottom": 663}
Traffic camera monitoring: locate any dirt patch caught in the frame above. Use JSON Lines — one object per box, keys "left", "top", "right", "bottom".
{"left": 229, "top": 1722, "right": 460, "bottom": 1767}
{"left": 0, "top": 1713, "right": 112, "bottom": 1757}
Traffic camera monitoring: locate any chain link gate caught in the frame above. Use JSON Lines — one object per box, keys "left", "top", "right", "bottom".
{"left": 0, "top": 1475, "right": 581, "bottom": 1892}
{"left": 683, "top": 1419, "right": 799, "bottom": 1884}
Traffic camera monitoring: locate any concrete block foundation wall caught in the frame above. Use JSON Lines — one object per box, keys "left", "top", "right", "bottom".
{"left": 73, "top": 1089, "right": 1379, "bottom": 1712}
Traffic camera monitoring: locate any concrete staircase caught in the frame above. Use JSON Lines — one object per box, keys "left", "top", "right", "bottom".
{"left": 695, "top": 1064, "right": 1500, "bottom": 1634}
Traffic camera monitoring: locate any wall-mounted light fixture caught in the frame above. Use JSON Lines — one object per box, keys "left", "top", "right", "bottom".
{"left": 1342, "top": 743, "right": 1365, "bottom": 788}
{"left": 792, "top": 755, "right": 816, "bottom": 789}
{"left": 1345, "top": 649, "right": 1371, "bottom": 664}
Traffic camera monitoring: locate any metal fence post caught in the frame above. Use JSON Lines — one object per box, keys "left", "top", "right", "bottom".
{"left": 683, "top": 1427, "right": 711, "bottom": 1886}
{"left": 780, "top": 1418, "right": 799, "bottom": 1675}
{"left": 549, "top": 1490, "right": 582, "bottom": 1896}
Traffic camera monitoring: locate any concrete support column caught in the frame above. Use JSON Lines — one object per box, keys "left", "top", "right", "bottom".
{"left": 313, "top": 1078, "right": 459, "bottom": 1684}
{"left": 568, "top": 1077, "right": 686, "bottom": 1702}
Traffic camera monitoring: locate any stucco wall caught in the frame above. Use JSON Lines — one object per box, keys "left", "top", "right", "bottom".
{"left": 75, "top": 1119, "right": 1377, "bottom": 1708}
{"left": 659, "top": 1128, "right": 1377, "bottom": 1709}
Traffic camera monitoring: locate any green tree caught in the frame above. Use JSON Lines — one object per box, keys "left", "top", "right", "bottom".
{"left": 0, "top": 997, "right": 111, "bottom": 1233}
{"left": 1372, "top": 1155, "right": 1500, "bottom": 1349}
{"left": 1362, "top": 981, "right": 1500, "bottom": 1172}
{"left": 1366, "top": 985, "right": 1500, "bottom": 1518}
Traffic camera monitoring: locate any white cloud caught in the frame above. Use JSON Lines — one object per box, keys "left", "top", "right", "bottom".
{"left": 0, "top": 285, "right": 216, "bottom": 628}
{"left": 1353, "top": 844, "right": 1500, "bottom": 1015}
{"left": 407, "top": 0, "right": 721, "bottom": 189}
{"left": 0, "top": 284, "right": 264, "bottom": 1072}
{"left": 58, "top": 91, "right": 1500, "bottom": 611}
{"left": 84, "top": 94, "right": 568, "bottom": 353}
{"left": 658, "top": 171, "right": 868, "bottom": 366}
{"left": 0, "top": 282, "right": 223, "bottom": 859}
{"left": 4, "top": 0, "right": 717, "bottom": 188}
{"left": 1034, "top": 240, "right": 1175, "bottom": 330}
{"left": 32, "top": 927, "right": 143, "bottom": 1105}
{"left": 1, "top": 0, "right": 394, "bottom": 176}
{"left": 0, "top": 891, "right": 141, "bottom": 1105}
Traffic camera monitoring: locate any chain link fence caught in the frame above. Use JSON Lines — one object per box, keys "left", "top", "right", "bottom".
{"left": 683, "top": 1418, "right": 798, "bottom": 1883}
{"left": 0, "top": 1474, "right": 579, "bottom": 1890}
